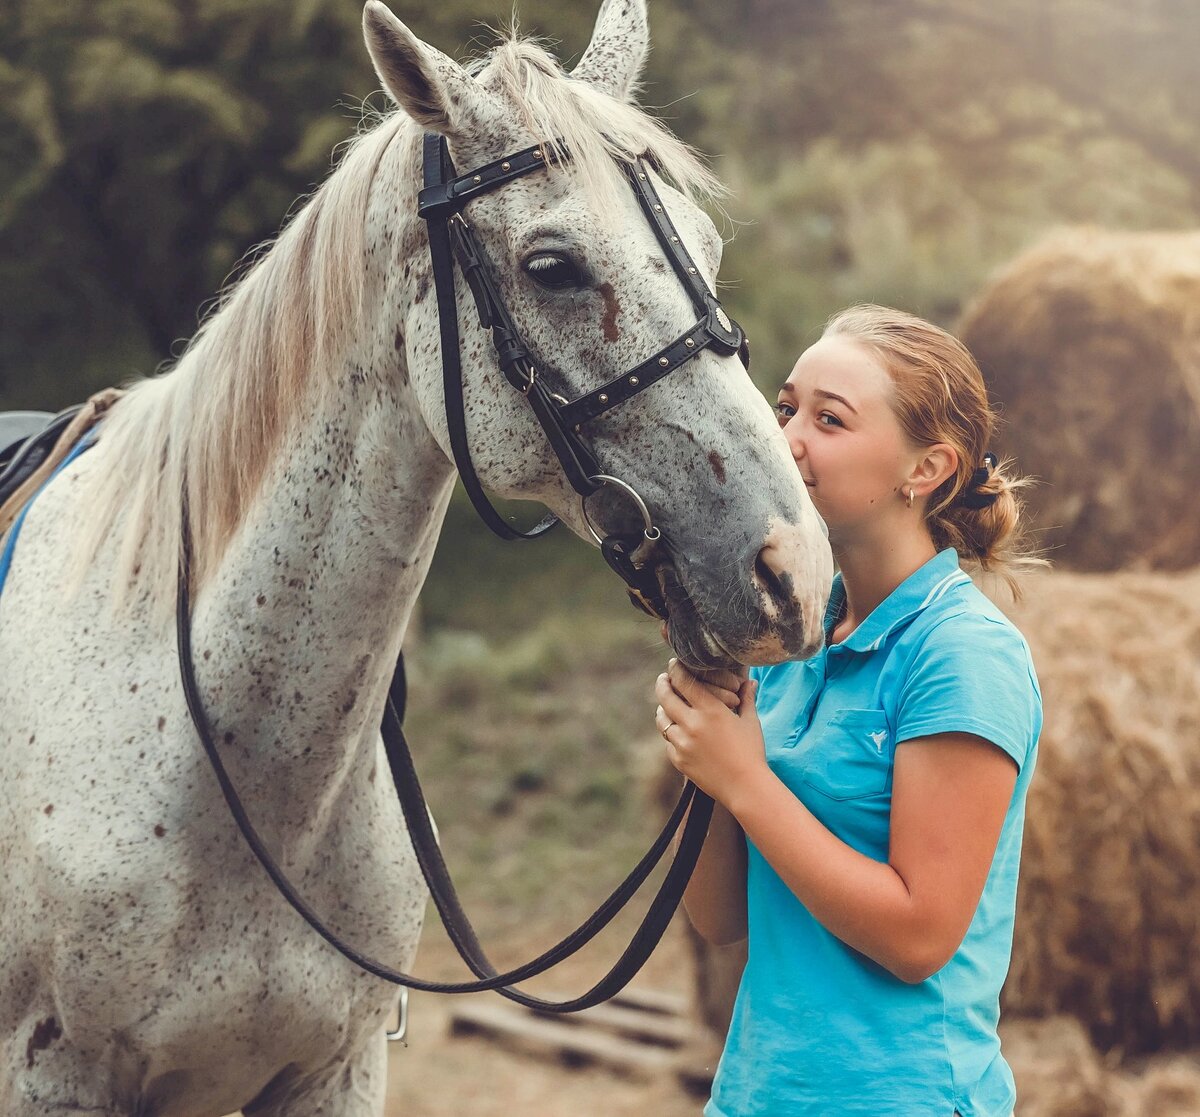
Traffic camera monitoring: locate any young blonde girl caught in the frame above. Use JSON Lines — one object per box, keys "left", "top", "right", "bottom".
{"left": 656, "top": 305, "right": 1042, "bottom": 1116}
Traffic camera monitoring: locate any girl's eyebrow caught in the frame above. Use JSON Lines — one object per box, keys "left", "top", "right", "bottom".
{"left": 814, "top": 389, "right": 858, "bottom": 415}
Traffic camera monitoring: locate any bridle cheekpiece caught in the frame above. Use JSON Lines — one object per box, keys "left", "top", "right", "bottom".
{"left": 417, "top": 132, "right": 750, "bottom": 618}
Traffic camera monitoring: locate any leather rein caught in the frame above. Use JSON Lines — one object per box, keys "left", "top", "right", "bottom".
{"left": 175, "top": 134, "right": 753, "bottom": 1012}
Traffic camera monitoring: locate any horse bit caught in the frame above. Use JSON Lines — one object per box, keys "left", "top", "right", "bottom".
{"left": 175, "top": 131, "right": 752, "bottom": 1019}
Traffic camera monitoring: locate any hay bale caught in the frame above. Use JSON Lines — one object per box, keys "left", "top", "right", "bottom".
{"left": 657, "top": 566, "right": 1200, "bottom": 1058}
{"left": 1002, "top": 1016, "right": 1120, "bottom": 1116}
{"left": 1003, "top": 1017, "right": 1200, "bottom": 1117}
{"left": 957, "top": 228, "right": 1200, "bottom": 571}
{"left": 1002, "top": 567, "right": 1200, "bottom": 1056}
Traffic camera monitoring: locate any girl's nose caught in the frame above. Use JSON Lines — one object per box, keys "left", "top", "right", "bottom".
{"left": 783, "top": 417, "right": 806, "bottom": 461}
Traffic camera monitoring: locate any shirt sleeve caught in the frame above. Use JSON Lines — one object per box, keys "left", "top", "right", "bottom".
{"left": 894, "top": 611, "right": 1041, "bottom": 771}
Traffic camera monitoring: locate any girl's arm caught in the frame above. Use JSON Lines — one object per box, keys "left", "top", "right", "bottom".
{"left": 679, "top": 798, "right": 748, "bottom": 946}
{"left": 660, "top": 662, "right": 749, "bottom": 946}
{"left": 657, "top": 664, "right": 1017, "bottom": 983}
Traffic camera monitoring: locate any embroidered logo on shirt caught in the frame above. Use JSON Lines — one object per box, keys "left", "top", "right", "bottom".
{"left": 868, "top": 729, "right": 887, "bottom": 753}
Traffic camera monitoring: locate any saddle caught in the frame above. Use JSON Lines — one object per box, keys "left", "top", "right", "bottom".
{"left": 0, "top": 410, "right": 73, "bottom": 529}
{"left": 0, "top": 391, "right": 123, "bottom": 538}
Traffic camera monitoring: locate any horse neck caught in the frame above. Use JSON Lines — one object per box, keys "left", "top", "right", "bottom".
{"left": 194, "top": 285, "right": 454, "bottom": 860}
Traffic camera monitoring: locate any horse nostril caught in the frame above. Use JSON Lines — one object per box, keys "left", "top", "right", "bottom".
{"left": 754, "top": 544, "right": 790, "bottom": 602}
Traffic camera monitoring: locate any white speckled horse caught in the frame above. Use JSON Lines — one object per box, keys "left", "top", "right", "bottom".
{"left": 0, "top": 2, "right": 830, "bottom": 1113}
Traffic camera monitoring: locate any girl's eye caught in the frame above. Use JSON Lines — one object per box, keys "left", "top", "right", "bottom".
{"left": 775, "top": 402, "right": 796, "bottom": 420}
{"left": 817, "top": 411, "right": 844, "bottom": 428}
{"left": 523, "top": 251, "right": 586, "bottom": 291}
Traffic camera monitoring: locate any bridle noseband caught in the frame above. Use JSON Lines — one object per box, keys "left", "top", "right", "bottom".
{"left": 417, "top": 133, "right": 750, "bottom": 617}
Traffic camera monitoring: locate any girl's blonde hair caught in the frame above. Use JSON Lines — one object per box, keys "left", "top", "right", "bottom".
{"left": 823, "top": 304, "right": 1045, "bottom": 592}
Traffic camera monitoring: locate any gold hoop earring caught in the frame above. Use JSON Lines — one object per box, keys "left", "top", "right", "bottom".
{"left": 905, "top": 488, "right": 915, "bottom": 509}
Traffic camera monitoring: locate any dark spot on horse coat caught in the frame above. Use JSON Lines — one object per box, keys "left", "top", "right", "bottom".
{"left": 394, "top": 328, "right": 403, "bottom": 352}
{"left": 26, "top": 1016, "right": 62, "bottom": 1067}
{"left": 157, "top": 716, "right": 166, "bottom": 731}
{"left": 597, "top": 281, "right": 622, "bottom": 342}
{"left": 256, "top": 594, "right": 266, "bottom": 606}
{"left": 130, "top": 682, "right": 139, "bottom": 693}
{"left": 43, "top": 804, "right": 53, "bottom": 815}
{"left": 414, "top": 271, "right": 431, "bottom": 305}
{"left": 708, "top": 450, "right": 727, "bottom": 484}
{"left": 154, "top": 824, "right": 166, "bottom": 837}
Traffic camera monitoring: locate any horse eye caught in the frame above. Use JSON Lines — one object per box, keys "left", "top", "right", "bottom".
{"left": 523, "top": 251, "right": 584, "bottom": 291}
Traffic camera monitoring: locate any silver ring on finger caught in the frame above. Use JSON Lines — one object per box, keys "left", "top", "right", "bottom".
{"left": 660, "top": 722, "right": 675, "bottom": 741}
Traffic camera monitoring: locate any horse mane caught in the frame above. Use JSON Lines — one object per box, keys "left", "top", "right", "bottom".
{"left": 70, "top": 112, "right": 409, "bottom": 622}
{"left": 72, "top": 29, "right": 725, "bottom": 624}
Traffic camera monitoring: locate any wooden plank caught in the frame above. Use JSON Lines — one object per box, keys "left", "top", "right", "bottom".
{"left": 677, "top": 1056, "right": 719, "bottom": 1098}
{"left": 449, "top": 998, "right": 680, "bottom": 1078}
{"left": 608, "top": 986, "right": 690, "bottom": 1018}
{"left": 531, "top": 999, "right": 697, "bottom": 1047}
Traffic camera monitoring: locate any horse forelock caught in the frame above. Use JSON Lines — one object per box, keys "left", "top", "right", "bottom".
{"left": 469, "top": 35, "right": 727, "bottom": 226}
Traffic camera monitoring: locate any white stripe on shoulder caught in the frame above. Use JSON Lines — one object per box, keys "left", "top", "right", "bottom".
{"left": 918, "top": 569, "right": 971, "bottom": 609}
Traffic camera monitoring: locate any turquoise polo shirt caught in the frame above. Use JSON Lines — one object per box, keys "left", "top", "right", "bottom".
{"left": 707, "top": 549, "right": 1041, "bottom": 1117}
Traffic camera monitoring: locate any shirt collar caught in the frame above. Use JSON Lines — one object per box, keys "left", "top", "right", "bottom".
{"left": 824, "top": 548, "right": 969, "bottom": 653}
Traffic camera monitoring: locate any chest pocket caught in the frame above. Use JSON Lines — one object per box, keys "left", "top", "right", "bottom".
{"left": 802, "top": 708, "right": 893, "bottom": 801}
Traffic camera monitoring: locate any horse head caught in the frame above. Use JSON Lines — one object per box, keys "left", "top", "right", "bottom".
{"left": 363, "top": 0, "right": 832, "bottom": 669}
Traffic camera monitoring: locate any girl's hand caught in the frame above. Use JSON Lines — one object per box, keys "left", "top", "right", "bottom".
{"left": 654, "top": 659, "right": 767, "bottom": 803}
{"left": 658, "top": 625, "right": 745, "bottom": 710}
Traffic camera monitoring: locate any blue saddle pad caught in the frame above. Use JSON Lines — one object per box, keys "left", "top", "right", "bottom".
{"left": 0, "top": 432, "right": 97, "bottom": 601}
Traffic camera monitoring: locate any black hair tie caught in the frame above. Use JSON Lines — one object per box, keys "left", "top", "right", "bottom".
{"left": 959, "top": 451, "right": 1000, "bottom": 510}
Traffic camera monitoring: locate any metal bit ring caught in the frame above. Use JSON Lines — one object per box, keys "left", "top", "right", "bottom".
{"left": 581, "top": 474, "right": 661, "bottom": 547}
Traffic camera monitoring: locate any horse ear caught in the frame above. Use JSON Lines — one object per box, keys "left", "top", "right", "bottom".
{"left": 362, "top": 1, "right": 479, "bottom": 134}
{"left": 571, "top": 0, "right": 650, "bottom": 101}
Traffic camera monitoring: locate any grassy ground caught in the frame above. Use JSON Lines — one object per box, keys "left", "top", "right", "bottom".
{"left": 407, "top": 492, "right": 677, "bottom": 937}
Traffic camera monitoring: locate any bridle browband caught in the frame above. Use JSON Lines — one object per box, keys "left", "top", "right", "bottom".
{"left": 172, "top": 132, "right": 752, "bottom": 1015}
{"left": 418, "top": 132, "right": 750, "bottom": 617}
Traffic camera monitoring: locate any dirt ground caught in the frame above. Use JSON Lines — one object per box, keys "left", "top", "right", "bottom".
{"left": 380, "top": 922, "right": 708, "bottom": 1117}
{"left": 383, "top": 998, "right": 705, "bottom": 1117}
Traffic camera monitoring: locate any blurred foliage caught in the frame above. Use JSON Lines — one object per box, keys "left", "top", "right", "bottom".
{"left": 403, "top": 601, "right": 670, "bottom": 928}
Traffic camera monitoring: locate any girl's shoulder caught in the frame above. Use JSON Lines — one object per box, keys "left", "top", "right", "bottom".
{"left": 893, "top": 584, "right": 1043, "bottom": 767}
{"left": 916, "top": 578, "right": 1037, "bottom": 675}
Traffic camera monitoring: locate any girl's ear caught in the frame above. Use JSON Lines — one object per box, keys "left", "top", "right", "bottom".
{"left": 909, "top": 443, "right": 959, "bottom": 498}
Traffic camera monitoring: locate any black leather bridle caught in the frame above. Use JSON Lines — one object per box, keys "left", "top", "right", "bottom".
{"left": 174, "top": 133, "right": 751, "bottom": 1014}
{"left": 418, "top": 132, "right": 750, "bottom": 617}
